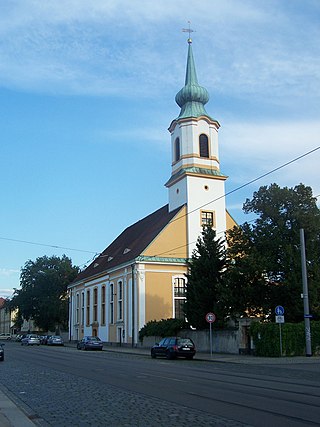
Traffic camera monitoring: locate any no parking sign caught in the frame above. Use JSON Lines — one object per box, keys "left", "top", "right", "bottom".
{"left": 206, "top": 313, "right": 216, "bottom": 357}
{"left": 205, "top": 312, "right": 216, "bottom": 323}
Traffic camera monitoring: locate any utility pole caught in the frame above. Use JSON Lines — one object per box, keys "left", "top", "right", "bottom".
{"left": 300, "top": 228, "right": 312, "bottom": 357}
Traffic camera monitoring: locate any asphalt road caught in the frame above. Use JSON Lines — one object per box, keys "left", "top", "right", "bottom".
{"left": 0, "top": 341, "right": 320, "bottom": 427}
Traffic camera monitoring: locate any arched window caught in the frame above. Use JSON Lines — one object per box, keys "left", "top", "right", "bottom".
{"left": 93, "top": 288, "right": 98, "bottom": 322}
{"left": 110, "top": 284, "right": 114, "bottom": 324}
{"left": 101, "top": 286, "right": 106, "bottom": 325}
{"left": 86, "top": 290, "right": 90, "bottom": 326}
{"left": 175, "top": 137, "right": 180, "bottom": 162}
{"left": 117, "top": 281, "right": 123, "bottom": 321}
{"left": 199, "top": 134, "right": 209, "bottom": 158}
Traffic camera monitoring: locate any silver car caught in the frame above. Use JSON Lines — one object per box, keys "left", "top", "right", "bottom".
{"left": 47, "top": 335, "right": 64, "bottom": 346}
{"left": 21, "top": 334, "right": 41, "bottom": 346}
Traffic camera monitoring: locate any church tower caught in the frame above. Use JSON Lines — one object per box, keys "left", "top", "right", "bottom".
{"left": 165, "top": 37, "right": 228, "bottom": 257}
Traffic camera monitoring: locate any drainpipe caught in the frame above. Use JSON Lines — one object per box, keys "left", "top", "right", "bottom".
{"left": 131, "top": 264, "right": 135, "bottom": 347}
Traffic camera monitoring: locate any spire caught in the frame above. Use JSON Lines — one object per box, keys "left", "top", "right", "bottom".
{"left": 175, "top": 39, "right": 211, "bottom": 120}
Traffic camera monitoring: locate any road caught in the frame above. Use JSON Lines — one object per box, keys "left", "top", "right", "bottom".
{"left": 0, "top": 341, "right": 320, "bottom": 426}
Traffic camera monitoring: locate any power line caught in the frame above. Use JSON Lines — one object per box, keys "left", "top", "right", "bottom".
{"left": 1, "top": 146, "right": 319, "bottom": 261}
{"left": 0, "top": 236, "right": 97, "bottom": 255}
{"left": 170, "top": 145, "right": 320, "bottom": 223}
{"left": 153, "top": 146, "right": 320, "bottom": 257}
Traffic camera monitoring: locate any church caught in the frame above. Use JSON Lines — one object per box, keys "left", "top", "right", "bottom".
{"left": 68, "top": 37, "right": 236, "bottom": 345}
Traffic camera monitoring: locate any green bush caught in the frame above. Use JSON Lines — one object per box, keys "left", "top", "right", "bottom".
{"left": 139, "top": 318, "right": 187, "bottom": 342}
{"left": 250, "top": 321, "right": 320, "bottom": 357}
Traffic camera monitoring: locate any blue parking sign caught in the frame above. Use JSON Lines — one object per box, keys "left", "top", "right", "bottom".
{"left": 275, "top": 305, "right": 284, "bottom": 316}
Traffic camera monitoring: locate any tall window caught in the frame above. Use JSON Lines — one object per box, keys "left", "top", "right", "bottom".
{"left": 118, "top": 281, "right": 123, "bottom": 321}
{"left": 81, "top": 292, "right": 84, "bottom": 326}
{"left": 76, "top": 293, "right": 79, "bottom": 324}
{"left": 101, "top": 286, "right": 106, "bottom": 325}
{"left": 93, "top": 288, "right": 98, "bottom": 322}
{"left": 175, "top": 137, "right": 180, "bottom": 162}
{"left": 110, "top": 284, "right": 114, "bottom": 324}
{"left": 174, "top": 277, "right": 186, "bottom": 320}
{"left": 199, "top": 134, "right": 209, "bottom": 158}
{"left": 86, "top": 290, "right": 90, "bottom": 326}
{"left": 201, "top": 210, "right": 215, "bottom": 228}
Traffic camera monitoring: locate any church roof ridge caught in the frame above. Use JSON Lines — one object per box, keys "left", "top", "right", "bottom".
{"left": 72, "top": 204, "right": 184, "bottom": 283}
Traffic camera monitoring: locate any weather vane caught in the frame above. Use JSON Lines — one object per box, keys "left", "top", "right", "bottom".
{"left": 182, "top": 21, "right": 195, "bottom": 43}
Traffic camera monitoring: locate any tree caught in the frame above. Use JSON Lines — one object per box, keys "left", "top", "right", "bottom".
{"left": 226, "top": 183, "right": 320, "bottom": 322}
{"left": 9, "top": 255, "right": 80, "bottom": 331}
{"left": 184, "top": 226, "right": 228, "bottom": 329}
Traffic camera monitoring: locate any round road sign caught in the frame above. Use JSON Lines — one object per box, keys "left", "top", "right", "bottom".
{"left": 275, "top": 305, "right": 285, "bottom": 316}
{"left": 205, "top": 312, "right": 216, "bottom": 323}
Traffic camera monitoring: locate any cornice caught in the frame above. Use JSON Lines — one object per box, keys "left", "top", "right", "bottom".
{"left": 165, "top": 167, "right": 228, "bottom": 187}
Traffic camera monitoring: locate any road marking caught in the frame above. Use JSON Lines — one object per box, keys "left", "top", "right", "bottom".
{"left": 137, "top": 372, "right": 186, "bottom": 382}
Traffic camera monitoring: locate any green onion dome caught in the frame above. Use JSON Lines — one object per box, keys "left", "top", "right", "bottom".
{"left": 175, "top": 39, "right": 211, "bottom": 120}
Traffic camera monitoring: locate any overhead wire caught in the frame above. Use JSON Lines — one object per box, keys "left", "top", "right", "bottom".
{"left": 0, "top": 146, "right": 319, "bottom": 262}
{"left": 152, "top": 146, "right": 320, "bottom": 257}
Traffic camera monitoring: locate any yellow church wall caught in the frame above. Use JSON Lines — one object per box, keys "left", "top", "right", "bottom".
{"left": 144, "top": 264, "right": 187, "bottom": 322}
{"left": 142, "top": 205, "right": 187, "bottom": 259}
{"left": 226, "top": 209, "right": 237, "bottom": 230}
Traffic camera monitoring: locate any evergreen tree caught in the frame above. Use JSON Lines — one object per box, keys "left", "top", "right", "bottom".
{"left": 184, "top": 226, "right": 227, "bottom": 329}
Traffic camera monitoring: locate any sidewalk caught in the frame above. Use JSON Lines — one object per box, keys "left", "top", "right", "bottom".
{"left": 102, "top": 343, "right": 320, "bottom": 365}
{"left": 0, "top": 388, "right": 36, "bottom": 427}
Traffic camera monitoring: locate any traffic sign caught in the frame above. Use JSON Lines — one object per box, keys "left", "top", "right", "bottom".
{"left": 205, "top": 312, "right": 216, "bottom": 323}
{"left": 276, "top": 315, "right": 285, "bottom": 324}
{"left": 275, "top": 305, "right": 284, "bottom": 316}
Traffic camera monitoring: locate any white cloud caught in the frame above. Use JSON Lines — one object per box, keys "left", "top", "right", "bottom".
{"left": 220, "top": 120, "right": 320, "bottom": 212}
{"left": 0, "top": 288, "right": 16, "bottom": 298}
{"left": 0, "top": 268, "right": 19, "bottom": 277}
{"left": 0, "top": 0, "right": 319, "bottom": 102}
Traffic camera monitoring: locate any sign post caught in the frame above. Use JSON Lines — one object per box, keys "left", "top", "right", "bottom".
{"left": 275, "top": 306, "right": 285, "bottom": 356}
{"left": 205, "top": 312, "right": 216, "bottom": 358}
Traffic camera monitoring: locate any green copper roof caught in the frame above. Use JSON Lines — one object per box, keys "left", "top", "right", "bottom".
{"left": 136, "top": 255, "right": 188, "bottom": 264}
{"left": 165, "top": 166, "right": 227, "bottom": 187}
{"left": 175, "top": 40, "right": 213, "bottom": 120}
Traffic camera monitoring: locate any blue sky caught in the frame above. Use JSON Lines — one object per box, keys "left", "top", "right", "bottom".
{"left": 1, "top": 0, "right": 320, "bottom": 298}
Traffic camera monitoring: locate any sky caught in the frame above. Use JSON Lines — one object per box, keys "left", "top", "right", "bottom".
{"left": 1, "top": 0, "right": 319, "bottom": 298}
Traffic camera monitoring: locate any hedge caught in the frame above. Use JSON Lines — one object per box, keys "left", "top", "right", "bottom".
{"left": 250, "top": 321, "right": 320, "bottom": 357}
{"left": 138, "top": 318, "right": 187, "bottom": 342}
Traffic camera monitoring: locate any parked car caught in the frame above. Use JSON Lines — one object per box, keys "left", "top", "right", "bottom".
{"left": 41, "top": 335, "right": 52, "bottom": 345}
{"left": 0, "top": 344, "right": 4, "bottom": 361}
{"left": 77, "top": 336, "right": 103, "bottom": 351}
{"left": 21, "top": 334, "right": 41, "bottom": 346}
{"left": 15, "top": 334, "right": 27, "bottom": 342}
{"left": 0, "top": 333, "right": 11, "bottom": 340}
{"left": 151, "top": 337, "right": 196, "bottom": 359}
{"left": 47, "top": 335, "right": 64, "bottom": 346}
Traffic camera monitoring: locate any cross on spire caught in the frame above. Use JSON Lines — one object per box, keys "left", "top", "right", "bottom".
{"left": 182, "top": 21, "right": 195, "bottom": 44}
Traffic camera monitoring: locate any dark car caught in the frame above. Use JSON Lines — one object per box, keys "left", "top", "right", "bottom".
{"left": 151, "top": 337, "right": 196, "bottom": 359}
{"left": 41, "top": 335, "right": 52, "bottom": 345}
{"left": 77, "top": 336, "right": 103, "bottom": 351}
{"left": 47, "top": 335, "right": 64, "bottom": 346}
{"left": 0, "top": 344, "right": 4, "bottom": 361}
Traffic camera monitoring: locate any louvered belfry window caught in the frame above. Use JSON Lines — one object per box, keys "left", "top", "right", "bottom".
{"left": 199, "top": 134, "right": 209, "bottom": 158}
